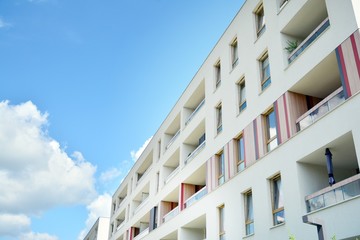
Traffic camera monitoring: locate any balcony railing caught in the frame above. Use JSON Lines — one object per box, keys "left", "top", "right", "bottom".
{"left": 134, "top": 196, "right": 149, "bottom": 215}
{"left": 136, "top": 166, "right": 152, "bottom": 186}
{"left": 116, "top": 221, "right": 125, "bottom": 232}
{"left": 288, "top": 18, "right": 330, "bottom": 64}
{"left": 185, "top": 99, "right": 205, "bottom": 126}
{"left": 133, "top": 227, "right": 149, "bottom": 240}
{"left": 163, "top": 206, "right": 179, "bottom": 223}
{"left": 164, "top": 166, "right": 180, "bottom": 184}
{"left": 184, "top": 186, "right": 207, "bottom": 208}
{"left": 185, "top": 140, "right": 206, "bottom": 165}
{"left": 165, "top": 129, "right": 180, "bottom": 150}
{"left": 305, "top": 174, "right": 360, "bottom": 212}
{"left": 296, "top": 87, "right": 345, "bottom": 131}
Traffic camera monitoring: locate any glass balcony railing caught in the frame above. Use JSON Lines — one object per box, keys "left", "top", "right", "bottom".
{"left": 163, "top": 206, "right": 179, "bottom": 223}
{"left": 185, "top": 99, "right": 205, "bottom": 126}
{"left": 184, "top": 186, "right": 207, "bottom": 208}
{"left": 136, "top": 166, "right": 152, "bottom": 186}
{"left": 165, "top": 129, "right": 180, "bottom": 150}
{"left": 305, "top": 174, "right": 360, "bottom": 212}
{"left": 288, "top": 18, "right": 330, "bottom": 64}
{"left": 185, "top": 140, "right": 206, "bottom": 165}
{"left": 296, "top": 87, "right": 345, "bottom": 131}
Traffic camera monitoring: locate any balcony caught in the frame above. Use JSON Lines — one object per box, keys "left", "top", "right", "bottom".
{"left": 185, "top": 140, "right": 206, "bottom": 165}
{"left": 166, "top": 129, "right": 180, "bottom": 150}
{"left": 163, "top": 206, "right": 179, "bottom": 223}
{"left": 133, "top": 227, "right": 149, "bottom": 240}
{"left": 134, "top": 195, "right": 149, "bottom": 216}
{"left": 137, "top": 166, "right": 152, "bottom": 187}
{"left": 296, "top": 87, "right": 345, "bottom": 131}
{"left": 185, "top": 99, "right": 205, "bottom": 126}
{"left": 306, "top": 174, "right": 360, "bottom": 212}
{"left": 116, "top": 221, "right": 125, "bottom": 232}
{"left": 184, "top": 186, "right": 207, "bottom": 208}
{"left": 288, "top": 17, "right": 330, "bottom": 64}
{"left": 164, "top": 166, "right": 180, "bottom": 185}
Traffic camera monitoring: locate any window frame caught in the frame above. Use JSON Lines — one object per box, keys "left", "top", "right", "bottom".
{"left": 216, "top": 103, "right": 223, "bottom": 134}
{"left": 260, "top": 52, "right": 271, "bottom": 91}
{"left": 235, "top": 134, "right": 245, "bottom": 172}
{"left": 237, "top": 77, "right": 247, "bottom": 113}
{"left": 264, "top": 108, "right": 278, "bottom": 152}
{"left": 214, "top": 60, "right": 221, "bottom": 89}
{"left": 271, "top": 174, "right": 285, "bottom": 226}
{"left": 244, "top": 190, "right": 254, "bottom": 235}
{"left": 218, "top": 204, "right": 225, "bottom": 239}
{"left": 231, "top": 38, "right": 239, "bottom": 69}
{"left": 255, "top": 3, "right": 266, "bottom": 37}
{"left": 217, "top": 150, "right": 225, "bottom": 185}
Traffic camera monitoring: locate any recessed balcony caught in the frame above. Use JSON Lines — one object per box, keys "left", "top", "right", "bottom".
{"left": 287, "top": 18, "right": 330, "bottom": 64}
{"left": 296, "top": 87, "right": 345, "bottom": 131}
{"left": 184, "top": 186, "right": 207, "bottom": 209}
{"left": 306, "top": 174, "right": 360, "bottom": 212}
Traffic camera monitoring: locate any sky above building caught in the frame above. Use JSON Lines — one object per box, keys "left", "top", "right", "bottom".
{"left": 0, "top": 0, "right": 244, "bottom": 239}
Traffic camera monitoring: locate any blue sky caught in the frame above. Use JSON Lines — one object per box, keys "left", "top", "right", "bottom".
{"left": 0, "top": 0, "right": 244, "bottom": 239}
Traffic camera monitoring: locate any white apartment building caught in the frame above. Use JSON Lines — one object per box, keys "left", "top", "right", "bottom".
{"left": 109, "top": 0, "right": 360, "bottom": 239}
{"left": 84, "top": 217, "right": 110, "bottom": 240}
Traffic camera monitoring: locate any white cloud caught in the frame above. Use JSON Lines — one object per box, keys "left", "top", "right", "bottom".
{"left": 0, "top": 214, "right": 31, "bottom": 236}
{"left": 19, "top": 232, "right": 58, "bottom": 240}
{"left": 0, "top": 17, "right": 11, "bottom": 29}
{"left": 77, "top": 193, "right": 112, "bottom": 240}
{"left": 100, "top": 167, "right": 122, "bottom": 183}
{"left": 0, "top": 100, "right": 97, "bottom": 238}
{"left": 130, "top": 136, "right": 153, "bottom": 161}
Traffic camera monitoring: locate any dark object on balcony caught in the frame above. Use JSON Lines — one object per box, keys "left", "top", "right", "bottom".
{"left": 325, "top": 148, "right": 336, "bottom": 186}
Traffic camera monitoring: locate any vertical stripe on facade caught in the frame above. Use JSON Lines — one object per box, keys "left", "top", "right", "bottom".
{"left": 274, "top": 100, "right": 282, "bottom": 144}
{"left": 336, "top": 46, "right": 351, "bottom": 98}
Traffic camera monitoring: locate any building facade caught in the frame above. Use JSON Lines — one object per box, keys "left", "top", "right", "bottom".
{"left": 84, "top": 217, "right": 110, "bottom": 240}
{"left": 109, "top": 0, "right": 360, "bottom": 239}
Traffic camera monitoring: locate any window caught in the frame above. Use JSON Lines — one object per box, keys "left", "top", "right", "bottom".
{"left": 260, "top": 53, "right": 271, "bottom": 91}
{"left": 255, "top": 3, "right": 265, "bottom": 37}
{"left": 271, "top": 175, "right": 285, "bottom": 225}
{"left": 217, "top": 151, "right": 225, "bottom": 185}
{"left": 219, "top": 205, "right": 225, "bottom": 240}
{"left": 158, "top": 140, "right": 161, "bottom": 159}
{"left": 237, "top": 78, "right": 247, "bottom": 112}
{"left": 231, "top": 38, "right": 239, "bottom": 68}
{"left": 244, "top": 190, "right": 254, "bottom": 235}
{"left": 216, "top": 103, "right": 223, "bottom": 134}
{"left": 236, "top": 135, "right": 245, "bottom": 172}
{"left": 279, "top": 0, "right": 289, "bottom": 10}
{"left": 214, "top": 60, "right": 221, "bottom": 89}
{"left": 265, "top": 109, "right": 278, "bottom": 152}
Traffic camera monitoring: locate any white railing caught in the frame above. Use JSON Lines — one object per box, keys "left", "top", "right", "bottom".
{"left": 133, "top": 227, "right": 149, "bottom": 240}
{"left": 116, "top": 221, "right": 125, "bottom": 232}
{"left": 296, "top": 87, "right": 345, "bottom": 131}
{"left": 288, "top": 18, "right": 330, "bottom": 63}
{"left": 134, "top": 196, "right": 149, "bottom": 215}
{"left": 165, "top": 129, "right": 180, "bottom": 150}
{"left": 185, "top": 99, "right": 205, "bottom": 126}
{"left": 184, "top": 186, "right": 207, "bottom": 208}
{"left": 306, "top": 174, "right": 360, "bottom": 212}
{"left": 164, "top": 166, "right": 180, "bottom": 184}
{"left": 163, "top": 206, "right": 179, "bottom": 223}
{"left": 185, "top": 140, "right": 206, "bottom": 165}
{"left": 136, "top": 166, "right": 152, "bottom": 186}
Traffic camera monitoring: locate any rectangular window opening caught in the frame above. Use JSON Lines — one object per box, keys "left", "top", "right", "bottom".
{"left": 271, "top": 175, "right": 285, "bottom": 225}
{"left": 231, "top": 38, "right": 239, "bottom": 68}
{"left": 216, "top": 104, "right": 223, "bottom": 134}
{"left": 244, "top": 190, "right": 254, "bottom": 235}
{"left": 260, "top": 53, "right": 271, "bottom": 91}
{"left": 255, "top": 3, "right": 266, "bottom": 37}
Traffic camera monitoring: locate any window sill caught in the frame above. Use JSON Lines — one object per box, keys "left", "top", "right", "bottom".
{"left": 270, "top": 222, "right": 285, "bottom": 230}
{"left": 243, "top": 233, "right": 255, "bottom": 239}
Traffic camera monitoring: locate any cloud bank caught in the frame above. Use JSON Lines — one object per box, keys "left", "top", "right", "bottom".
{"left": 0, "top": 100, "right": 96, "bottom": 239}
{"left": 130, "top": 136, "right": 152, "bottom": 161}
